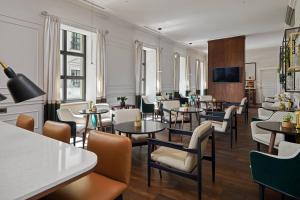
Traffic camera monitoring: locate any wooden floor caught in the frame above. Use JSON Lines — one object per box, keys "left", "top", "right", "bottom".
{"left": 123, "top": 109, "right": 292, "bottom": 200}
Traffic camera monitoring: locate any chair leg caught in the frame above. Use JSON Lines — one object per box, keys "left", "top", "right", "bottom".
{"left": 257, "top": 143, "right": 261, "bottom": 151}
{"left": 230, "top": 128, "right": 233, "bottom": 149}
{"left": 159, "top": 170, "right": 162, "bottom": 179}
{"left": 115, "top": 194, "right": 123, "bottom": 200}
{"left": 259, "top": 184, "right": 265, "bottom": 200}
{"left": 73, "top": 136, "right": 76, "bottom": 146}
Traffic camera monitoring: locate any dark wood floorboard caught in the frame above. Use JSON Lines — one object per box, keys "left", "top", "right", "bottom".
{"left": 123, "top": 109, "right": 293, "bottom": 200}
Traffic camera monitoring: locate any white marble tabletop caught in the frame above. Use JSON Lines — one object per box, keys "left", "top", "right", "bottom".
{"left": 0, "top": 121, "right": 97, "bottom": 200}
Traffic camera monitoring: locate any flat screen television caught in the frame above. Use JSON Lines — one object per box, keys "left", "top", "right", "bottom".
{"left": 213, "top": 67, "right": 240, "bottom": 82}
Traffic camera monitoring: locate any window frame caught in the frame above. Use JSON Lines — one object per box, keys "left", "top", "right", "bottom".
{"left": 60, "top": 29, "right": 87, "bottom": 103}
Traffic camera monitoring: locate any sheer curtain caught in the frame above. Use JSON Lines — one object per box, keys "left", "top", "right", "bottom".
{"left": 156, "top": 47, "right": 162, "bottom": 95}
{"left": 173, "top": 52, "right": 180, "bottom": 94}
{"left": 96, "top": 30, "right": 107, "bottom": 102}
{"left": 43, "top": 15, "right": 61, "bottom": 121}
{"left": 135, "top": 40, "right": 143, "bottom": 107}
{"left": 186, "top": 56, "right": 191, "bottom": 94}
{"left": 195, "top": 59, "right": 200, "bottom": 95}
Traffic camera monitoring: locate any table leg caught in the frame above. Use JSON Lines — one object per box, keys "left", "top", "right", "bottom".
{"left": 181, "top": 113, "right": 184, "bottom": 129}
{"left": 189, "top": 113, "right": 192, "bottom": 131}
{"left": 98, "top": 113, "right": 103, "bottom": 131}
{"left": 174, "top": 112, "right": 178, "bottom": 128}
{"left": 268, "top": 132, "right": 276, "bottom": 154}
{"left": 83, "top": 114, "right": 90, "bottom": 149}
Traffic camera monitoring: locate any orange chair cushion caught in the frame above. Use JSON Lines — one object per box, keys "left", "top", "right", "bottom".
{"left": 43, "top": 172, "right": 127, "bottom": 200}
{"left": 43, "top": 121, "right": 71, "bottom": 144}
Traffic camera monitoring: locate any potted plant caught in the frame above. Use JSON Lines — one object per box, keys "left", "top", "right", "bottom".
{"left": 117, "top": 96, "right": 128, "bottom": 107}
{"left": 282, "top": 113, "right": 293, "bottom": 128}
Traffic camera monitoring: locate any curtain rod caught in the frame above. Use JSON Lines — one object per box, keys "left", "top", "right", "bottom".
{"left": 40, "top": 11, "right": 109, "bottom": 34}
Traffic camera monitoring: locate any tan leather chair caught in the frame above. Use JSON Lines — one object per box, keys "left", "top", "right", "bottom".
{"left": 16, "top": 114, "right": 34, "bottom": 132}
{"left": 42, "top": 131, "right": 132, "bottom": 200}
{"left": 43, "top": 121, "right": 71, "bottom": 144}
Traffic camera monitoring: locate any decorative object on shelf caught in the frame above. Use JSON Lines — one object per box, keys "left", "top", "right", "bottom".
{"left": 117, "top": 96, "right": 128, "bottom": 107}
{"left": 282, "top": 113, "right": 293, "bottom": 128}
{"left": 0, "top": 60, "right": 45, "bottom": 103}
{"left": 0, "top": 93, "right": 6, "bottom": 101}
{"left": 295, "top": 111, "right": 300, "bottom": 129}
{"left": 134, "top": 113, "right": 141, "bottom": 128}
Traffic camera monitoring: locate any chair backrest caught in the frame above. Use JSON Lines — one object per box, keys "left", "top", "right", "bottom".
{"left": 185, "top": 121, "right": 212, "bottom": 171}
{"left": 162, "top": 100, "right": 180, "bottom": 118}
{"left": 16, "top": 114, "right": 34, "bottom": 132}
{"left": 268, "top": 111, "right": 296, "bottom": 123}
{"left": 88, "top": 131, "right": 132, "bottom": 184}
{"left": 57, "top": 108, "right": 75, "bottom": 121}
{"left": 199, "top": 95, "right": 213, "bottom": 101}
{"left": 60, "top": 101, "right": 88, "bottom": 115}
{"left": 141, "top": 96, "right": 151, "bottom": 104}
{"left": 222, "top": 106, "right": 235, "bottom": 130}
{"left": 114, "top": 108, "right": 140, "bottom": 124}
{"left": 237, "top": 97, "right": 247, "bottom": 114}
{"left": 43, "top": 121, "right": 71, "bottom": 144}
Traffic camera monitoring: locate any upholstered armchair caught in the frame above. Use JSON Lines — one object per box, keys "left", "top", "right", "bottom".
{"left": 198, "top": 95, "right": 213, "bottom": 110}
{"left": 43, "top": 131, "right": 132, "bottom": 200}
{"left": 200, "top": 106, "right": 236, "bottom": 148}
{"left": 257, "top": 108, "right": 274, "bottom": 121}
{"left": 162, "top": 100, "right": 186, "bottom": 127}
{"left": 147, "top": 121, "right": 215, "bottom": 200}
{"left": 179, "top": 94, "right": 189, "bottom": 106}
{"left": 250, "top": 141, "right": 300, "bottom": 200}
{"left": 141, "top": 96, "right": 155, "bottom": 119}
{"left": 16, "top": 114, "right": 34, "bottom": 132}
{"left": 113, "top": 108, "right": 148, "bottom": 146}
{"left": 43, "top": 121, "right": 71, "bottom": 144}
{"left": 250, "top": 111, "right": 295, "bottom": 151}
{"left": 56, "top": 108, "right": 86, "bottom": 146}
{"left": 223, "top": 97, "right": 248, "bottom": 123}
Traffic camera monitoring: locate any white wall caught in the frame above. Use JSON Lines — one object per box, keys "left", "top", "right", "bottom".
{"left": 246, "top": 46, "right": 280, "bottom": 103}
{"left": 0, "top": 0, "right": 205, "bottom": 133}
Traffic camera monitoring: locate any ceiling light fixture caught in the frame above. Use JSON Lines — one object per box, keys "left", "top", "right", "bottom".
{"left": 158, "top": 27, "right": 162, "bottom": 31}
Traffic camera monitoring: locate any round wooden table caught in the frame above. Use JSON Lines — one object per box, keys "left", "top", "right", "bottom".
{"left": 79, "top": 109, "right": 109, "bottom": 148}
{"left": 256, "top": 121, "right": 300, "bottom": 154}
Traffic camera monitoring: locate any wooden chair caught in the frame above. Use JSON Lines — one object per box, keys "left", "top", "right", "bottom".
{"left": 42, "top": 131, "right": 132, "bottom": 200}
{"left": 43, "top": 121, "right": 71, "bottom": 144}
{"left": 147, "top": 121, "right": 215, "bottom": 200}
{"left": 16, "top": 114, "right": 34, "bottom": 132}
{"left": 250, "top": 141, "right": 300, "bottom": 200}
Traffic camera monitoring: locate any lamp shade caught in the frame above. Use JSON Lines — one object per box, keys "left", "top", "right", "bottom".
{"left": 0, "top": 93, "right": 6, "bottom": 101}
{"left": 6, "top": 73, "right": 45, "bottom": 103}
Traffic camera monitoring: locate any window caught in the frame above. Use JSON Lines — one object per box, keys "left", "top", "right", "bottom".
{"left": 60, "top": 30, "right": 86, "bottom": 102}
{"left": 142, "top": 47, "right": 157, "bottom": 102}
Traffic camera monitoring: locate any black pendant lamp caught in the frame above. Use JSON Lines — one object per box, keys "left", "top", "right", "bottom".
{"left": 0, "top": 60, "right": 45, "bottom": 103}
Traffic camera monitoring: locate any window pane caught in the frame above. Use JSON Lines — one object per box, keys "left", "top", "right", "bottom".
{"left": 60, "top": 79, "right": 64, "bottom": 100}
{"left": 67, "top": 56, "right": 84, "bottom": 76}
{"left": 60, "top": 30, "right": 64, "bottom": 51}
{"left": 60, "top": 55, "right": 64, "bottom": 75}
{"left": 66, "top": 79, "right": 84, "bottom": 100}
{"left": 67, "top": 31, "right": 84, "bottom": 53}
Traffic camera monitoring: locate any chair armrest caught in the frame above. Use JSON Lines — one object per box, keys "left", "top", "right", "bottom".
{"left": 206, "top": 111, "right": 226, "bottom": 116}
{"left": 147, "top": 138, "right": 197, "bottom": 153}
{"left": 148, "top": 138, "right": 184, "bottom": 150}
{"left": 168, "top": 128, "right": 193, "bottom": 136}
{"left": 199, "top": 114, "right": 224, "bottom": 121}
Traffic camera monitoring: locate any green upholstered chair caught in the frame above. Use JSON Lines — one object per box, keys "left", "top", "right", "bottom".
{"left": 141, "top": 96, "right": 155, "bottom": 119}
{"left": 250, "top": 141, "right": 300, "bottom": 200}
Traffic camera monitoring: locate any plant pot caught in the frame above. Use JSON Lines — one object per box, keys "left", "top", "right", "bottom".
{"left": 120, "top": 101, "right": 126, "bottom": 107}
{"left": 282, "top": 121, "right": 292, "bottom": 128}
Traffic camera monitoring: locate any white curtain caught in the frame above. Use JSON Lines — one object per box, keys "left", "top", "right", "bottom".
{"left": 96, "top": 30, "right": 107, "bottom": 100}
{"left": 186, "top": 56, "right": 191, "bottom": 92}
{"left": 195, "top": 59, "right": 200, "bottom": 92}
{"left": 44, "top": 15, "right": 61, "bottom": 104}
{"left": 135, "top": 40, "right": 143, "bottom": 96}
{"left": 173, "top": 52, "right": 180, "bottom": 91}
{"left": 43, "top": 15, "right": 61, "bottom": 121}
{"left": 156, "top": 47, "right": 162, "bottom": 94}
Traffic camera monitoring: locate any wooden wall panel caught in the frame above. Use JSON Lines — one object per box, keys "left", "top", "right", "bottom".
{"left": 208, "top": 36, "right": 245, "bottom": 102}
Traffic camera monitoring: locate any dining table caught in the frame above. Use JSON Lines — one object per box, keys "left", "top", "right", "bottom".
{"left": 0, "top": 121, "right": 97, "bottom": 200}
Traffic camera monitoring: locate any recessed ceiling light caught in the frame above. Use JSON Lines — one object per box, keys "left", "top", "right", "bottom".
{"left": 158, "top": 27, "right": 162, "bottom": 31}
{"left": 189, "top": 42, "right": 193, "bottom": 45}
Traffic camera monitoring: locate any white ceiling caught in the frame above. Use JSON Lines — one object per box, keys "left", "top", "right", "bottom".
{"left": 80, "top": 0, "right": 288, "bottom": 51}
